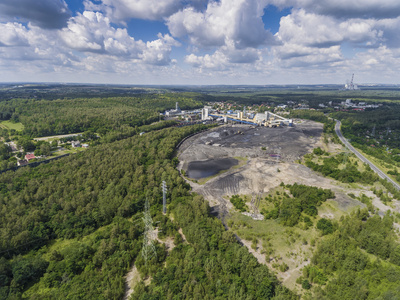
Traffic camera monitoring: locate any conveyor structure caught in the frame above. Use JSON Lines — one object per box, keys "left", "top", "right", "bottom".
{"left": 205, "top": 109, "right": 292, "bottom": 127}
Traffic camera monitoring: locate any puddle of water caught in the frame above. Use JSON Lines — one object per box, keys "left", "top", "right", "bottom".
{"left": 186, "top": 158, "right": 238, "bottom": 179}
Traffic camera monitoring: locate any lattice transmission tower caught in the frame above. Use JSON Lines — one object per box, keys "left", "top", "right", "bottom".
{"left": 342, "top": 142, "right": 351, "bottom": 166}
{"left": 162, "top": 181, "right": 167, "bottom": 214}
{"left": 141, "top": 198, "right": 157, "bottom": 264}
{"left": 250, "top": 193, "right": 262, "bottom": 217}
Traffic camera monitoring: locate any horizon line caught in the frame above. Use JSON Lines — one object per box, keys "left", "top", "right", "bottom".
{"left": 1, "top": 82, "right": 399, "bottom": 87}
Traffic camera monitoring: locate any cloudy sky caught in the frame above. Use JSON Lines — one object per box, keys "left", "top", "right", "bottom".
{"left": 0, "top": 0, "right": 399, "bottom": 85}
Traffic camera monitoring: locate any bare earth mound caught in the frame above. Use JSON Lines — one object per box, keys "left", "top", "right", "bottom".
{"left": 177, "top": 120, "right": 374, "bottom": 290}
{"left": 178, "top": 121, "right": 354, "bottom": 216}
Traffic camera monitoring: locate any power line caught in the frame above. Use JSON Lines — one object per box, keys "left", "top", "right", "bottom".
{"left": 141, "top": 198, "right": 156, "bottom": 264}
{"left": 161, "top": 181, "right": 167, "bottom": 215}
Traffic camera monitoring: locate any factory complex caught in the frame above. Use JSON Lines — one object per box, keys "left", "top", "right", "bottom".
{"left": 165, "top": 102, "right": 293, "bottom": 127}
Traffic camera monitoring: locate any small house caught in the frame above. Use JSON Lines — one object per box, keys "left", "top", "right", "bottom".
{"left": 17, "top": 159, "right": 29, "bottom": 166}
{"left": 71, "top": 141, "right": 81, "bottom": 148}
{"left": 25, "top": 153, "right": 36, "bottom": 161}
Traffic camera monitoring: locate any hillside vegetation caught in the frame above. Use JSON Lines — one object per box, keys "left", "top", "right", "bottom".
{"left": 0, "top": 94, "right": 202, "bottom": 137}
{"left": 0, "top": 96, "right": 295, "bottom": 299}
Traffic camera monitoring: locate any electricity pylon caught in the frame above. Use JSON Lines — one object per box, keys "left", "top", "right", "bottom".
{"left": 250, "top": 193, "right": 261, "bottom": 217}
{"left": 141, "top": 198, "right": 156, "bottom": 264}
{"left": 161, "top": 181, "right": 167, "bottom": 214}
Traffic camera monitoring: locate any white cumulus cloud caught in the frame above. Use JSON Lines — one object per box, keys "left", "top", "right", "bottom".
{"left": 60, "top": 11, "right": 144, "bottom": 56}
{"left": 2, "top": 0, "right": 400, "bottom": 84}
{"left": 275, "top": 45, "right": 344, "bottom": 68}
{"left": 168, "top": 0, "right": 276, "bottom": 49}
{"left": 86, "top": 0, "right": 180, "bottom": 21}
{"left": 277, "top": 9, "right": 382, "bottom": 48}
{"left": 140, "top": 33, "right": 181, "bottom": 65}
{"left": 374, "top": 17, "right": 400, "bottom": 48}
{"left": 0, "top": 23, "right": 30, "bottom": 47}
{"left": 83, "top": 0, "right": 211, "bottom": 22}
{"left": 185, "top": 52, "right": 228, "bottom": 70}
{"left": 60, "top": 11, "right": 179, "bottom": 65}
{"left": 185, "top": 41, "right": 263, "bottom": 71}
{"left": 272, "top": 0, "right": 400, "bottom": 19}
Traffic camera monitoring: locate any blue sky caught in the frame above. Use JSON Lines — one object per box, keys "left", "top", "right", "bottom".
{"left": 0, "top": 0, "right": 400, "bottom": 85}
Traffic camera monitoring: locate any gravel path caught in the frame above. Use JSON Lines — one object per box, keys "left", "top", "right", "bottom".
{"left": 33, "top": 133, "right": 83, "bottom": 141}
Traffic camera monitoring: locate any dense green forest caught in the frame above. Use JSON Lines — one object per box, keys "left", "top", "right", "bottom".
{"left": 0, "top": 94, "right": 202, "bottom": 137}
{"left": 203, "top": 87, "right": 400, "bottom": 110}
{"left": 301, "top": 208, "right": 400, "bottom": 299}
{"left": 0, "top": 94, "right": 201, "bottom": 171}
{"left": 0, "top": 119, "right": 294, "bottom": 299}
{"left": 333, "top": 106, "right": 400, "bottom": 168}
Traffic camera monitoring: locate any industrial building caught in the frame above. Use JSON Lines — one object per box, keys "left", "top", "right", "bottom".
{"left": 165, "top": 102, "right": 182, "bottom": 117}
{"left": 202, "top": 106, "right": 293, "bottom": 127}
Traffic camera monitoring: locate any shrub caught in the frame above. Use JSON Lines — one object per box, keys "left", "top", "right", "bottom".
{"left": 313, "top": 147, "right": 325, "bottom": 156}
{"left": 317, "top": 218, "right": 334, "bottom": 235}
{"left": 279, "top": 262, "right": 289, "bottom": 272}
{"left": 230, "top": 195, "right": 247, "bottom": 212}
{"left": 302, "top": 280, "right": 311, "bottom": 290}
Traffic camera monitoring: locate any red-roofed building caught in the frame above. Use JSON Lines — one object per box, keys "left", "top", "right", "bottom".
{"left": 25, "top": 153, "right": 36, "bottom": 161}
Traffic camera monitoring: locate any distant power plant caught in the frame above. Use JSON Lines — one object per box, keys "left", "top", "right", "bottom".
{"left": 345, "top": 74, "right": 359, "bottom": 90}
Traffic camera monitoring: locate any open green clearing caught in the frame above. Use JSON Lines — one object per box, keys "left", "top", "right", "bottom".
{"left": 226, "top": 178, "right": 400, "bottom": 297}
{"left": 226, "top": 185, "right": 337, "bottom": 288}
{"left": 0, "top": 120, "right": 24, "bottom": 131}
{"left": 53, "top": 147, "right": 86, "bottom": 156}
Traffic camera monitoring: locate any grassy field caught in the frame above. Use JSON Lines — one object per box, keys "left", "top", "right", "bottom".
{"left": 225, "top": 182, "right": 364, "bottom": 292}
{"left": 227, "top": 211, "right": 318, "bottom": 292}
{"left": 354, "top": 147, "right": 400, "bottom": 185}
{"left": 0, "top": 120, "right": 24, "bottom": 131}
{"left": 54, "top": 147, "right": 86, "bottom": 156}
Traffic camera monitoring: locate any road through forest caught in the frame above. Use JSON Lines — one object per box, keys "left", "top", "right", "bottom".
{"left": 335, "top": 120, "right": 400, "bottom": 191}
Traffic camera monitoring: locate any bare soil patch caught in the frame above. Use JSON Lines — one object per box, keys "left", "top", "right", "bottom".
{"left": 177, "top": 120, "right": 371, "bottom": 289}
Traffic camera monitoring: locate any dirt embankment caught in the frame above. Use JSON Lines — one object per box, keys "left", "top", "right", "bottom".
{"left": 178, "top": 122, "right": 338, "bottom": 217}
{"left": 177, "top": 121, "right": 390, "bottom": 290}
